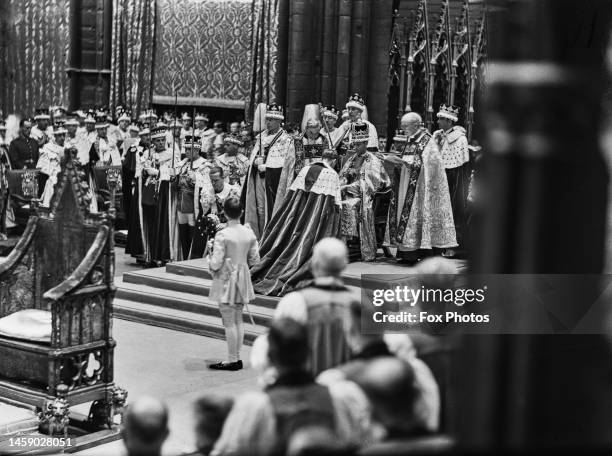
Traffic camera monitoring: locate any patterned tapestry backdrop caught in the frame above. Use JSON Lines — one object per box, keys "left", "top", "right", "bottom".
{"left": 110, "top": 0, "right": 156, "bottom": 115}
{"left": 153, "top": 0, "right": 256, "bottom": 109}
{"left": 0, "top": 0, "right": 70, "bottom": 116}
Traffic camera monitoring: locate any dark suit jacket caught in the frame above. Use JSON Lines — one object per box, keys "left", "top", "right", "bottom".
{"left": 8, "top": 136, "right": 39, "bottom": 169}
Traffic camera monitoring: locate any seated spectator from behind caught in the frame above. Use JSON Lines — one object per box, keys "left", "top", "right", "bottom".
{"left": 212, "top": 318, "right": 369, "bottom": 456}
{"left": 286, "top": 425, "right": 356, "bottom": 456}
{"left": 318, "top": 300, "right": 393, "bottom": 383}
{"left": 318, "top": 300, "right": 440, "bottom": 433}
{"left": 122, "top": 397, "right": 169, "bottom": 456}
{"left": 354, "top": 357, "right": 425, "bottom": 440}
{"left": 190, "top": 395, "right": 234, "bottom": 455}
{"left": 272, "top": 237, "right": 357, "bottom": 376}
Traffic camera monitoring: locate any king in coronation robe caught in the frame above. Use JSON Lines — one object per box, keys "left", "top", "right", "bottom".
{"left": 251, "top": 149, "right": 342, "bottom": 296}
{"left": 339, "top": 121, "right": 390, "bottom": 262}
{"left": 385, "top": 112, "right": 457, "bottom": 262}
{"left": 243, "top": 103, "right": 295, "bottom": 238}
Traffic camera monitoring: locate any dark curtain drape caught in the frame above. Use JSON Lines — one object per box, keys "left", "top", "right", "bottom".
{"left": 0, "top": 0, "right": 70, "bottom": 116}
{"left": 249, "top": 0, "right": 283, "bottom": 117}
{"left": 110, "top": 0, "right": 155, "bottom": 116}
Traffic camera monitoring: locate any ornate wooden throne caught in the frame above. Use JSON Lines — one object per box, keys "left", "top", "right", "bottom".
{"left": 0, "top": 150, "right": 123, "bottom": 430}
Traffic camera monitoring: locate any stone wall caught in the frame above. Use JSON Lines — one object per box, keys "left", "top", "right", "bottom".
{"left": 283, "top": 0, "right": 394, "bottom": 135}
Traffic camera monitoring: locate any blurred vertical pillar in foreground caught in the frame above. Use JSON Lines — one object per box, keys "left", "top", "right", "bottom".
{"left": 458, "top": 0, "right": 612, "bottom": 451}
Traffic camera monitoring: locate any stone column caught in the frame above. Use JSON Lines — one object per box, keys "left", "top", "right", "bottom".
{"left": 458, "top": 0, "right": 612, "bottom": 451}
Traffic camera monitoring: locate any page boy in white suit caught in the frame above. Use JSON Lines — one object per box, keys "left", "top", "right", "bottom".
{"left": 207, "top": 198, "right": 260, "bottom": 371}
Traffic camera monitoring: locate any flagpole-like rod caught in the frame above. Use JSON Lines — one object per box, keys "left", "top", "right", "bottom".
{"left": 191, "top": 106, "right": 196, "bottom": 169}
{"left": 172, "top": 91, "right": 178, "bottom": 169}
{"left": 320, "top": 103, "right": 333, "bottom": 148}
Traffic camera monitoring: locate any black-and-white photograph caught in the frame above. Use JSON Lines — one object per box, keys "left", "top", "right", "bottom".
{"left": 1, "top": 0, "right": 612, "bottom": 454}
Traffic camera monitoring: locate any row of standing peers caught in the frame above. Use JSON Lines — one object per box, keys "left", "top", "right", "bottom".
{"left": 0, "top": 105, "right": 249, "bottom": 245}
{"left": 0, "top": 108, "right": 127, "bottom": 220}
{"left": 0, "top": 95, "right": 474, "bottom": 297}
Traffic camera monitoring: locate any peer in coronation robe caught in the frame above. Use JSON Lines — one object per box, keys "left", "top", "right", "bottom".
{"left": 38, "top": 126, "right": 67, "bottom": 207}
{"left": 243, "top": 103, "right": 295, "bottom": 239}
{"left": 138, "top": 125, "right": 180, "bottom": 266}
{"left": 87, "top": 114, "right": 121, "bottom": 212}
{"left": 0, "top": 121, "right": 11, "bottom": 238}
{"left": 173, "top": 135, "right": 212, "bottom": 260}
{"left": 385, "top": 113, "right": 457, "bottom": 262}
{"left": 339, "top": 121, "right": 390, "bottom": 262}
{"left": 250, "top": 150, "right": 342, "bottom": 296}
{"left": 434, "top": 104, "right": 471, "bottom": 255}
{"left": 214, "top": 134, "right": 249, "bottom": 189}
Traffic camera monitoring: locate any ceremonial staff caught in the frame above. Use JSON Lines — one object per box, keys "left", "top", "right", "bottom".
{"left": 259, "top": 107, "right": 263, "bottom": 161}
{"left": 172, "top": 92, "right": 178, "bottom": 170}
{"left": 256, "top": 104, "right": 264, "bottom": 178}
{"left": 191, "top": 106, "right": 196, "bottom": 170}
{"left": 320, "top": 103, "right": 334, "bottom": 149}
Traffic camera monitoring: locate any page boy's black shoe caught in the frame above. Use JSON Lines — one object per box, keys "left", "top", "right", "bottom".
{"left": 209, "top": 360, "right": 243, "bottom": 371}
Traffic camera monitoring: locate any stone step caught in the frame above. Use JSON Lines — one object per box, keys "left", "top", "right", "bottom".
{"left": 115, "top": 258, "right": 467, "bottom": 341}
{"left": 163, "top": 258, "right": 437, "bottom": 289}
{"left": 115, "top": 278, "right": 275, "bottom": 327}
{"left": 166, "top": 258, "right": 213, "bottom": 280}
{"left": 113, "top": 298, "right": 267, "bottom": 344}
{"left": 122, "top": 268, "right": 280, "bottom": 310}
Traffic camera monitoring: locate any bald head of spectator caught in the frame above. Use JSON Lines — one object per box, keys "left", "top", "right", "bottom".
{"left": 122, "top": 397, "right": 169, "bottom": 456}
{"left": 354, "top": 357, "right": 421, "bottom": 438}
{"left": 311, "top": 238, "right": 348, "bottom": 278}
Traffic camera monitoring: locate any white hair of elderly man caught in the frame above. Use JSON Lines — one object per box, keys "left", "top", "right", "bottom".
{"left": 400, "top": 112, "right": 423, "bottom": 135}
{"left": 311, "top": 237, "right": 348, "bottom": 278}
